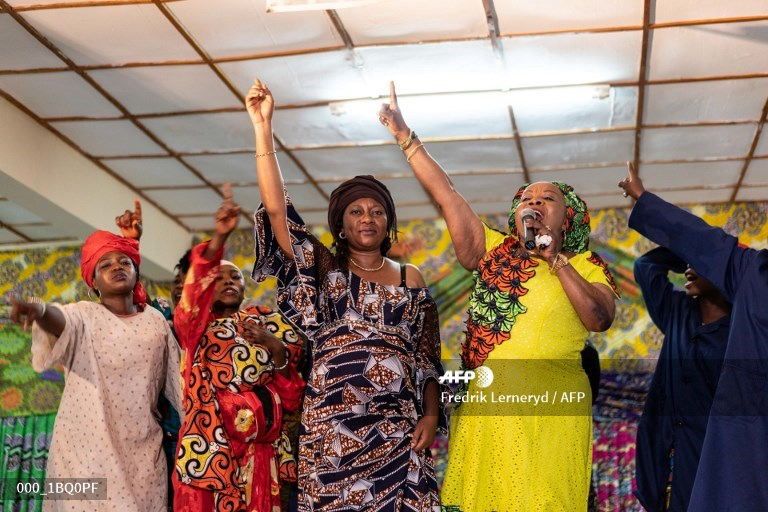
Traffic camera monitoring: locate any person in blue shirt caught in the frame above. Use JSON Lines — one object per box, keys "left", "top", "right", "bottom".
{"left": 620, "top": 163, "right": 768, "bottom": 511}
{"left": 634, "top": 247, "right": 731, "bottom": 511}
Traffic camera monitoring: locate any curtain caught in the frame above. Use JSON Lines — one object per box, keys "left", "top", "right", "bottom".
{"left": 0, "top": 414, "right": 55, "bottom": 511}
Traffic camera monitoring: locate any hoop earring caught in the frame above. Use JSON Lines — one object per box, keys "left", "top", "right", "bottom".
{"left": 339, "top": 231, "right": 346, "bottom": 239}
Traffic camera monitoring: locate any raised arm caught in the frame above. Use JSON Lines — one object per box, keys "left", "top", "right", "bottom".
{"left": 9, "top": 296, "right": 65, "bottom": 337}
{"left": 634, "top": 247, "right": 688, "bottom": 334}
{"left": 246, "top": 79, "right": 293, "bottom": 259}
{"left": 174, "top": 185, "right": 240, "bottom": 351}
{"left": 378, "top": 82, "right": 486, "bottom": 270}
{"left": 620, "top": 162, "right": 755, "bottom": 302}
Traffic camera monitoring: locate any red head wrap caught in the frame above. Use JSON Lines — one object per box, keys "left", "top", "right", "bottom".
{"left": 80, "top": 230, "right": 147, "bottom": 305}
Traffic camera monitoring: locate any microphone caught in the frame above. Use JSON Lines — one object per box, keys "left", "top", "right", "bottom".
{"left": 520, "top": 208, "right": 538, "bottom": 250}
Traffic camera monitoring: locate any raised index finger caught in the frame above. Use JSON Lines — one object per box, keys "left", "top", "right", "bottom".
{"left": 626, "top": 161, "right": 638, "bottom": 180}
{"left": 389, "top": 81, "right": 398, "bottom": 109}
{"left": 133, "top": 198, "right": 143, "bottom": 220}
{"left": 222, "top": 183, "right": 233, "bottom": 203}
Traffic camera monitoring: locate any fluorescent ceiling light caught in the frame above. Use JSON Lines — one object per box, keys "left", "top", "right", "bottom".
{"left": 266, "top": 0, "right": 385, "bottom": 12}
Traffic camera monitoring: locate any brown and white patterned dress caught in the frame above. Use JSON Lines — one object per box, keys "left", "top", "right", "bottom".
{"left": 252, "top": 196, "right": 445, "bottom": 512}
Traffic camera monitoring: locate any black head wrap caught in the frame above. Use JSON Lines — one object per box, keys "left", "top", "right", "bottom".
{"left": 327, "top": 175, "right": 398, "bottom": 254}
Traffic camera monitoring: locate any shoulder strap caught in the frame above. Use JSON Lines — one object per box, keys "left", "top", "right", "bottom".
{"left": 400, "top": 264, "right": 407, "bottom": 287}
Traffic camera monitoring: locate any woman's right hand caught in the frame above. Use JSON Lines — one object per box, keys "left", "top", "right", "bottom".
{"left": 378, "top": 81, "right": 411, "bottom": 141}
{"left": 214, "top": 183, "right": 241, "bottom": 237}
{"left": 619, "top": 162, "right": 646, "bottom": 200}
{"left": 9, "top": 296, "right": 44, "bottom": 331}
{"left": 245, "top": 78, "right": 274, "bottom": 126}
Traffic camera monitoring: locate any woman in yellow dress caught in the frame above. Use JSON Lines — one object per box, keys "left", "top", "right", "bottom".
{"left": 378, "top": 83, "right": 619, "bottom": 511}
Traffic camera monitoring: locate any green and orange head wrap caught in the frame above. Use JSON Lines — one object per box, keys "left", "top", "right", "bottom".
{"left": 507, "top": 181, "right": 591, "bottom": 254}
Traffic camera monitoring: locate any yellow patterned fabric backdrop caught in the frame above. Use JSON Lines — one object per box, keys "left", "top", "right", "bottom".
{"left": 0, "top": 244, "right": 170, "bottom": 417}
{"left": 588, "top": 201, "right": 768, "bottom": 369}
{"left": 215, "top": 200, "right": 768, "bottom": 371}
{"left": 2, "top": 201, "right": 767, "bottom": 418}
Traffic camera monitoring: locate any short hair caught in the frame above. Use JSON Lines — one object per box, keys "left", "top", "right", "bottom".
{"left": 174, "top": 249, "right": 192, "bottom": 275}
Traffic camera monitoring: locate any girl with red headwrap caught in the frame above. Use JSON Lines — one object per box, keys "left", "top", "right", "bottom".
{"left": 9, "top": 214, "right": 182, "bottom": 511}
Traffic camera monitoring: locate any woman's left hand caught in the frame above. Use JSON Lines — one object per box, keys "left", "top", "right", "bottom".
{"left": 115, "top": 199, "right": 143, "bottom": 240}
{"left": 378, "top": 81, "right": 411, "bottom": 141}
{"left": 241, "top": 322, "right": 287, "bottom": 369}
{"left": 411, "top": 415, "right": 438, "bottom": 452}
{"left": 525, "top": 217, "right": 563, "bottom": 266}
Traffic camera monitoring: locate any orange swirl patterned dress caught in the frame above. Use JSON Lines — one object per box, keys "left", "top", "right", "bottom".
{"left": 173, "top": 241, "right": 305, "bottom": 512}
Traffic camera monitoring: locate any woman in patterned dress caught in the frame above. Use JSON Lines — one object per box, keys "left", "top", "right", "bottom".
{"left": 172, "top": 186, "right": 305, "bottom": 512}
{"left": 246, "top": 79, "right": 445, "bottom": 512}
{"left": 378, "top": 83, "right": 619, "bottom": 511}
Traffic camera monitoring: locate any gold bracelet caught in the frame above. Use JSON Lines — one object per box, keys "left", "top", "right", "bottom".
{"left": 397, "top": 130, "right": 417, "bottom": 150}
{"left": 406, "top": 143, "right": 424, "bottom": 162}
{"left": 549, "top": 253, "right": 569, "bottom": 275}
{"left": 255, "top": 149, "right": 278, "bottom": 158}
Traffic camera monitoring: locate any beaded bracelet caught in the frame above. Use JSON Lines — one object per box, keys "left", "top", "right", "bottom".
{"left": 255, "top": 149, "right": 278, "bottom": 158}
{"left": 273, "top": 350, "right": 290, "bottom": 370}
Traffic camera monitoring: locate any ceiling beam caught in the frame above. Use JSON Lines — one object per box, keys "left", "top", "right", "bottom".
{"left": 326, "top": 10, "right": 355, "bottom": 50}
{"left": 0, "top": 220, "right": 33, "bottom": 242}
{"left": 0, "top": 95, "right": 190, "bottom": 279}
{"left": 0, "top": 0, "right": 210, "bottom": 232}
{"left": 729, "top": 96, "right": 768, "bottom": 203}
{"left": 152, "top": 0, "right": 330, "bottom": 204}
{"left": 507, "top": 106, "right": 530, "bottom": 183}
{"left": 633, "top": 0, "right": 653, "bottom": 172}
{"left": 12, "top": 0, "right": 182, "bottom": 11}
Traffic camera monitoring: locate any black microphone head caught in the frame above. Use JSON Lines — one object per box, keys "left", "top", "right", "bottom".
{"left": 519, "top": 208, "right": 538, "bottom": 250}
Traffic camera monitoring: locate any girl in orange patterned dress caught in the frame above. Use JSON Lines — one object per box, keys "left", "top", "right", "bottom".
{"left": 173, "top": 186, "right": 305, "bottom": 512}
